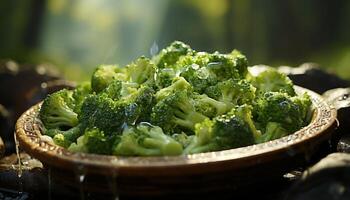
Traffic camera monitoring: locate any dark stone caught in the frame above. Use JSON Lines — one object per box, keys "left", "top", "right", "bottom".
{"left": 337, "top": 135, "right": 350, "bottom": 153}
{"left": 278, "top": 63, "right": 350, "bottom": 94}
{"left": 285, "top": 153, "right": 350, "bottom": 200}
{"left": 323, "top": 88, "right": 350, "bottom": 136}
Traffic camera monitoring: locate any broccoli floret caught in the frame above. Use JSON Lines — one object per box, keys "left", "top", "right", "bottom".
{"left": 91, "top": 65, "right": 126, "bottom": 93}
{"left": 39, "top": 89, "right": 78, "bottom": 130}
{"left": 151, "top": 90, "right": 208, "bottom": 133}
{"left": 113, "top": 123, "right": 183, "bottom": 156}
{"left": 256, "top": 122, "right": 289, "bottom": 143}
{"left": 229, "top": 49, "right": 249, "bottom": 77}
{"left": 80, "top": 85, "right": 155, "bottom": 134}
{"left": 205, "top": 51, "right": 247, "bottom": 81}
{"left": 101, "top": 80, "right": 123, "bottom": 101}
{"left": 205, "top": 79, "right": 256, "bottom": 109}
{"left": 251, "top": 68, "right": 295, "bottom": 96}
{"left": 122, "top": 86, "right": 155, "bottom": 124}
{"left": 72, "top": 82, "right": 92, "bottom": 114}
{"left": 180, "top": 64, "right": 218, "bottom": 94}
{"left": 293, "top": 93, "right": 313, "bottom": 126}
{"left": 79, "top": 94, "right": 127, "bottom": 135}
{"left": 253, "top": 92, "right": 312, "bottom": 132}
{"left": 155, "top": 77, "right": 191, "bottom": 101}
{"left": 184, "top": 105, "right": 258, "bottom": 154}
{"left": 125, "top": 56, "right": 156, "bottom": 86}
{"left": 46, "top": 125, "right": 82, "bottom": 148}
{"left": 53, "top": 134, "right": 71, "bottom": 148}
{"left": 68, "top": 128, "right": 114, "bottom": 154}
{"left": 154, "top": 68, "right": 177, "bottom": 88}
{"left": 154, "top": 41, "right": 194, "bottom": 69}
{"left": 192, "top": 93, "right": 228, "bottom": 118}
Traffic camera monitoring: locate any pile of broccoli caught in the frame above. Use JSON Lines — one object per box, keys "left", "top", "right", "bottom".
{"left": 39, "top": 41, "right": 312, "bottom": 156}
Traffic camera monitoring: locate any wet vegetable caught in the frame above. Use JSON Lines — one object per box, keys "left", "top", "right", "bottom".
{"left": 39, "top": 41, "right": 312, "bottom": 156}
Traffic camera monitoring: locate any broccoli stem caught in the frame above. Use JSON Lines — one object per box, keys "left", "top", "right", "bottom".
{"left": 52, "top": 105, "right": 78, "bottom": 127}
{"left": 198, "top": 95, "right": 228, "bottom": 115}
{"left": 143, "top": 138, "right": 183, "bottom": 156}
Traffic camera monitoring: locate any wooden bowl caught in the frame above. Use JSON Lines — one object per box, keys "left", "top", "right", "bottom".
{"left": 15, "top": 86, "right": 337, "bottom": 198}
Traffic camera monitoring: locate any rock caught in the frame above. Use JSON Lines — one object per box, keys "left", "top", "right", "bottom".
{"left": 285, "top": 153, "right": 350, "bottom": 200}
{"left": 278, "top": 63, "right": 350, "bottom": 94}
{"left": 322, "top": 88, "right": 350, "bottom": 152}
{"left": 337, "top": 135, "right": 350, "bottom": 153}
{"left": 323, "top": 88, "right": 350, "bottom": 135}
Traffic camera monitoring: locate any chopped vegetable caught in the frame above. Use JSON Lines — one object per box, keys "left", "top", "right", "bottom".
{"left": 39, "top": 41, "right": 312, "bottom": 156}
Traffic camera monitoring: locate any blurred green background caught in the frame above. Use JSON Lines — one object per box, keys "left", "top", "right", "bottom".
{"left": 1, "top": 0, "right": 350, "bottom": 81}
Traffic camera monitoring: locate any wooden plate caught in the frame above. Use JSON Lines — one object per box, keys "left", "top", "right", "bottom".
{"left": 15, "top": 86, "right": 337, "bottom": 197}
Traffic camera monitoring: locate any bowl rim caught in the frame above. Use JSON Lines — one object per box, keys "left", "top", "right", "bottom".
{"left": 15, "top": 86, "right": 337, "bottom": 175}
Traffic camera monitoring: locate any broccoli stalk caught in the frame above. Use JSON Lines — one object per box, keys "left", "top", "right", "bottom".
{"left": 39, "top": 89, "right": 78, "bottom": 130}
{"left": 192, "top": 94, "right": 228, "bottom": 118}
{"left": 256, "top": 122, "right": 289, "bottom": 143}
{"left": 113, "top": 124, "right": 183, "bottom": 156}
{"left": 47, "top": 125, "right": 82, "bottom": 148}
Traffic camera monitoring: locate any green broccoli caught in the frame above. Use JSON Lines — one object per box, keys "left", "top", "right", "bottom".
{"left": 80, "top": 85, "right": 155, "bottom": 134}
{"left": 229, "top": 49, "right": 249, "bottom": 78}
{"left": 39, "top": 89, "right": 78, "bottom": 130}
{"left": 79, "top": 94, "right": 127, "bottom": 135}
{"left": 121, "top": 85, "right": 155, "bottom": 124}
{"left": 155, "top": 77, "right": 191, "bottom": 101}
{"left": 205, "top": 51, "right": 248, "bottom": 81}
{"left": 39, "top": 40, "right": 313, "bottom": 157}
{"left": 253, "top": 92, "right": 312, "bottom": 132}
{"left": 47, "top": 125, "right": 82, "bottom": 148}
{"left": 154, "top": 68, "right": 177, "bottom": 88}
{"left": 293, "top": 93, "right": 313, "bottom": 126}
{"left": 184, "top": 105, "right": 258, "bottom": 154}
{"left": 256, "top": 122, "right": 289, "bottom": 143}
{"left": 180, "top": 64, "right": 218, "bottom": 94}
{"left": 100, "top": 79, "right": 123, "bottom": 101}
{"left": 72, "top": 82, "right": 92, "bottom": 114}
{"left": 68, "top": 128, "right": 114, "bottom": 154}
{"left": 192, "top": 93, "right": 229, "bottom": 118}
{"left": 205, "top": 79, "right": 256, "bottom": 109}
{"left": 113, "top": 123, "right": 183, "bottom": 156}
{"left": 125, "top": 56, "right": 156, "bottom": 86}
{"left": 91, "top": 65, "right": 126, "bottom": 93}
{"left": 151, "top": 90, "right": 208, "bottom": 133}
{"left": 251, "top": 68, "right": 295, "bottom": 96}
{"left": 176, "top": 51, "right": 248, "bottom": 93}
{"left": 154, "top": 41, "right": 194, "bottom": 69}
{"left": 171, "top": 132, "right": 193, "bottom": 149}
